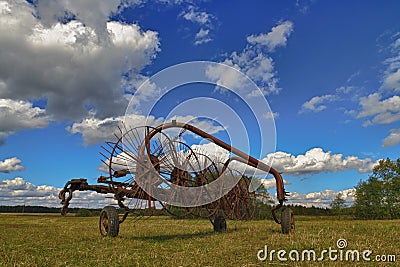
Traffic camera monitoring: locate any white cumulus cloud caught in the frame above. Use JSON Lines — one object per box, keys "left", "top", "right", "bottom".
{"left": 207, "top": 21, "right": 294, "bottom": 97}
{"left": 0, "top": 177, "right": 116, "bottom": 208}
{"left": 287, "top": 188, "right": 355, "bottom": 208}
{"left": 191, "top": 142, "right": 230, "bottom": 164}
{"left": 258, "top": 177, "right": 290, "bottom": 190}
{"left": 172, "top": 144, "right": 376, "bottom": 180}
{"left": 247, "top": 21, "right": 294, "bottom": 52}
{"left": 300, "top": 94, "right": 337, "bottom": 113}
{"left": 383, "top": 70, "right": 400, "bottom": 91}
{"left": 67, "top": 114, "right": 164, "bottom": 145}
{"left": 262, "top": 148, "right": 378, "bottom": 176}
{"left": 194, "top": 28, "right": 212, "bottom": 45}
{"left": 180, "top": 5, "right": 213, "bottom": 26}
{"left": 0, "top": 0, "right": 160, "bottom": 122}
{"left": 0, "top": 98, "right": 51, "bottom": 142}
{"left": 0, "top": 157, "right": 24, "bottom": 173}
{"left": 69, "top": 114, "right": 225, "bottom": 146}
{"left": 349, "top": 34, "right": 400, "bottom": 147}
{"left": 382, "top": 128, "right": 400, "bottom": 148}
{"left": 382, "top": 34, "right": 400, "bottom": 92}
{"left": 264, "top": 111, "right": 279, "bottom": 119}
{"left": 179, "top": 5, "right": 215, "bottom": 45}
{"left": 356, "top": 93, "right": 400, "bottom": 126}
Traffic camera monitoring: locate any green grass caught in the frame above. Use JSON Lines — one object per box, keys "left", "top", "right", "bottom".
{"left": 0, "top": 214, "right": 399, "bottom": 266}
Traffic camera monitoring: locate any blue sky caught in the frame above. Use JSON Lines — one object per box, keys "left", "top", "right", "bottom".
{"left": 0, "top": 0, "right": 399, "bottom": 207}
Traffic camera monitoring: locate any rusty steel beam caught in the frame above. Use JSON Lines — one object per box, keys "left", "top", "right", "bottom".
{"left": 59, "top": 178, "right": 156, "bottom": 215}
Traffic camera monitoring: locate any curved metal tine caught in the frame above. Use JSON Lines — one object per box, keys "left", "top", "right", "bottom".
{"left": 113, "top": 151, "right": 137, "bottom": 164}
{"left": 99, "top": 151, "right": 110, "bottom": 159}
{"left": 100, "top": 153, "right": 115, "bottom": 169}
{"left": 181, "top": 145, "right": 203, "bottom": 183}
{"left": 151, "top": 139, "right": 164, "bottom": 157}
{"left": 106, "top": 141, "right": 116, "bottom": 148}
{"left": 100, "top": 158, "right": 109, "bottom": 166}
{"left": 174, "top": 142, "right": 185, "bottom": 169}
{"left": 181, "top": 143, "right": 193, "bottom": 169}
{"left": 144, "top": 134, "right": 172, "bottom": 173}
{"left": 183, "top": 152, "right": 204, "bottom": 205}
{"left": 149, "top": 130, "right": 170, "bottom": 158}
{"left": 122, "top": 127, "right": 142, "bottom": 156}
{"left": 170, "top": 127, "right": 187, "bottom": 143}
{"left": 114, "top": 132, "right": 121, "bottom": 141}
{"left": 112, "top": 123, "right": 128, "bottom": 155}
{"left": 168, "top": 139, "right": 180, "bottom": 167}
{"left": 99, "top": 159, "right": 114, "bottom": 174}
{"left": 100, "top": 145, "right": 113, "bottom": 157}
{"left": 158, "top": 155, "right": 175, "bottom": 174}
{"left": 118, "top": 124, "right": 125, "bottom": 137}
{"left": 185, "top": 154, "right": 200, "bottom": 177}
{"left": 159, "top": 157, "right": 175, "bottom": 173}
{"left": 203, "top": 156, "right": 216, "bottom": 183}
{"left": 121, "top": 122, "right": 129, "bottom": 136}
{"left": 114, "top": 148, "right": 137, "bottom": 173}
{"left": 194, "top": 160, "right": 215, "bottom": 204}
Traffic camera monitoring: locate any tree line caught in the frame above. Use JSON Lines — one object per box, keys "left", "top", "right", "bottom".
{"left": 0, "top": 205, "right": 100, "bottom": 214}
{"left": 2, "top": 158, "right": 398, "bottom": 220}
{"left": 0, "top": 204, "right": 334, "bottom": 218}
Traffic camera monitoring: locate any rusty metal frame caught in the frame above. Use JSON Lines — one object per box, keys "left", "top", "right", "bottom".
{"left": 59, "top": 121, "right": 289, "bottom": 225}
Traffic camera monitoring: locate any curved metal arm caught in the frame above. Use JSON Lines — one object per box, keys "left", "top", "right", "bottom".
{"left": 143, "top": 121, "right": 287, "bottom": 204}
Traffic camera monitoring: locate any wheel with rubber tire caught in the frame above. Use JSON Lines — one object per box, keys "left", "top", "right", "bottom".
{"left": 281, "top": 207, "right": 294, "bottom": 234}
{"left": 213, "top": 215, "right": 227, "bottom": 233}
{"left": 99, "top": 206, "right": 120, "bottom": 237}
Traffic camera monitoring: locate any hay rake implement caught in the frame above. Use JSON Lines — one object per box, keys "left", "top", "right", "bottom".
{"left": 59, "top": 121, "right": 294, "bottom": 236}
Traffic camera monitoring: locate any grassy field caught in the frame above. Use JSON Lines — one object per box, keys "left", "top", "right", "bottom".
{"left": 0, "top": 213, "right": 398, "bottom": 266}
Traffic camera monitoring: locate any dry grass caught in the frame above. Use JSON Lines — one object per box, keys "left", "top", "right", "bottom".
{"left": 0, "top": 214, "right": 398, "bottom": 266}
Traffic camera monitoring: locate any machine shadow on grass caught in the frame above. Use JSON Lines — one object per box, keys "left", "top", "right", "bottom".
{"left": 127, "top": 225, "right": 253, "bottom": 242}
{"left": 129, "top": 230, "right": 216, "bottom": 242}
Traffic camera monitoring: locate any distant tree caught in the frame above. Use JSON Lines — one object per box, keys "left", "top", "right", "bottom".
{"left": 330, "top": 193, "right": 346, "bottom": 216}
{"left": 255, "top": 183, "right": 274, "bottom": 205}
{"left": 76, "top": 208, "right": 92, "bottom": 217}
{"left": 252, "top": 182, "right": 274, "bottom": 219}
{"left": 354, "top": 158, "right": 400, "bottom": 219}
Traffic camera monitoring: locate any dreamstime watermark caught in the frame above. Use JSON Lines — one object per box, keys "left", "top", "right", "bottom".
{"left": 257, "top": 238, "right": 396, "bottom": 263}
